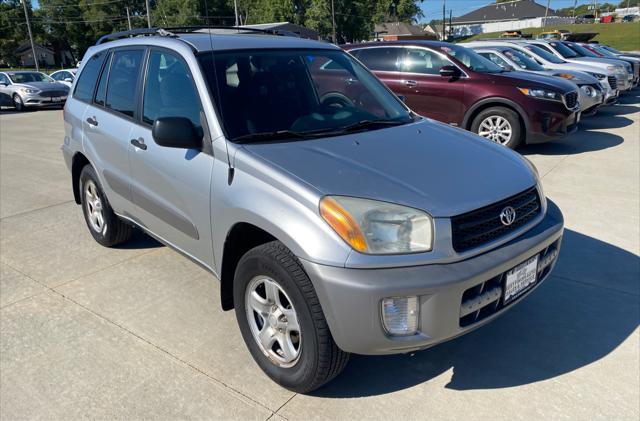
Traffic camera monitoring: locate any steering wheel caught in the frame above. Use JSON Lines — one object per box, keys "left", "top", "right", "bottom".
{"left": 320, "top": 92, "right": 354, "bottom": 110}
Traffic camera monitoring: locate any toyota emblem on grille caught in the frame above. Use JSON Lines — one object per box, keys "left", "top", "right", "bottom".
{"left": 499, "top": 206, "right": 516, "bottom": 226}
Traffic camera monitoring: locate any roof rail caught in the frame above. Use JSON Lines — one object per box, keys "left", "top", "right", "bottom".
{"left": 95, "top": 25, "right": 283, "bottom": 46}
{"left": 96, "top": 28, "right": 176, "bottom": 45}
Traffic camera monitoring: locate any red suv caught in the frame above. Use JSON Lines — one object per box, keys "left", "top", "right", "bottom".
{"left": 343, "top": 41, "right": 581, "bottom": 148}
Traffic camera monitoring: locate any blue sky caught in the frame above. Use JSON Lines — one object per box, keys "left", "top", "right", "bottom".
{"left": 419, "top": 0, "right": 600, "bottom": 23}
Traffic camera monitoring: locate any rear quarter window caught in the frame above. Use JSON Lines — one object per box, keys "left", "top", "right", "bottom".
{"left": 74, "top": 51, "right": 108, "bottom": 102}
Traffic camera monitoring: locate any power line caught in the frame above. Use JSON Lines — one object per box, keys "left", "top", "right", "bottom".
{"left": 35, "top": 0, "right": 129, "bottom": 9}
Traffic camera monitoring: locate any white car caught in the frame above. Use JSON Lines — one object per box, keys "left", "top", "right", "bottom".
{"left": 50, "top": 69, "right": 77, "bottom": 88}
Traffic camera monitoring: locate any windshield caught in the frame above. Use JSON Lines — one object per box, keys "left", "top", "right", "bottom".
{"left": 523, "top": 45, "right": 566, "bottom": 64}
{"left": 503, "top": 49, "right": 545, "bottom": 71}
{"left": 437, "top": 44, "right": 503, "bottom": 73}
{"left": 7, "top": 72, "right": 54, "bottom": 83}
{"left": 549, "top": 41, "right": 579, "bottom": 58}
{"left": 565, "top": 42, "right": 598, "bottom": 58}
{"left": 590, "top": 45, "right": 616, "bottom": 57}
{"left": 198, "top": 49, "right": 412, "bottom": 142}
{"left": 603, "top": 45, "right": 622, "bottom": 54}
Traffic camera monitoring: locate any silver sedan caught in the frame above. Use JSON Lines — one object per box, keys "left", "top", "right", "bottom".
{"left": 0, "top": 71, "right": 70, "bottom": 111}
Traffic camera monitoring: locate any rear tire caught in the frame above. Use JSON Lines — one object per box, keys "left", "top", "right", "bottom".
{"left": 234, "top": 241, "right": 349, "bottom": 393}
{"left": 79, "top": 165, "right": 132, "bottom": 247}
{"left": 471, "top": 106, "right": 523, "bottom": 149}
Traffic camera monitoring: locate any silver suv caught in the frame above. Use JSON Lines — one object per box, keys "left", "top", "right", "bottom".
{"left": 62, "top": 27, "right": 564, "bottom": 393}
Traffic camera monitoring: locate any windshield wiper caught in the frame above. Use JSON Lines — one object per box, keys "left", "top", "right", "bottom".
{"left": 233, "top": 130, "right": 309, "bottom": 144}
{"left": 312, "top": 118, "right": 410, "bottom": 136}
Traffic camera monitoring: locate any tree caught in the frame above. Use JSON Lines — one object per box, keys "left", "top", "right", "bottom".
{"left": 0, "top": 0, "right": 41, "bottom": 67}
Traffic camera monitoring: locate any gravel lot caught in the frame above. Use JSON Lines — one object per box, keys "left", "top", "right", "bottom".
{"left": 1, "top": 92, "right": 638, "bottom": 420}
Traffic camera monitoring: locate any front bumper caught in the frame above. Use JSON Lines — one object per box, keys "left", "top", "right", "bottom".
{"left": 302, "top": 200, "right": 564, "bottom": 355}
{"left": 21, "top": 92, "right": 67, "bottom": 107}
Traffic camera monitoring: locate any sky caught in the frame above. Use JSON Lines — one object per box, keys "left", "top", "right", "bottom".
{"left": 419, "top": 0, "right": 601, "bottom": 23}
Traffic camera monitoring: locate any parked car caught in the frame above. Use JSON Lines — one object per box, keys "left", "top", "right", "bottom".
{"left": 537, "top": 30, "right": 570, "bottom": 40}
{"left": 471, "top": 46, "right": 604, "bottom": 115}
{"left": 622, "top": 14, "right": 636, "bottom": 22}
{"left": 344, "top": 41, "right": 580, "bottom": 149}
{"left": 596, "top": 43, "right": 640, "bottom": 60}
{"left": 62, "top": 28, "right": 564, "bottom": 392}
{"left": 50, "top": 68, "right": 77, "bottom": 88}
{"left": 463, "top": 40, "right": 621, "bottom": 104}
{"left": 0, "top": 71, "right": 70, "bottom": 111}
{"left": 580, "top": 43, "right": 640, "bottom": 86}
{"left": 524, "top": 40, "right": 633, "bottom": 91}
{"left": 0, "top": 91, "right": 11, "bottom": 108}
{"left": 561, "top": 41, "right": 639, "bottom": 87}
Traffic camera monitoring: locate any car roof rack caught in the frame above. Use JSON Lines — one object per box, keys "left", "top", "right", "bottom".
{"left": 96, "top": 25, "right": 279, "bottom": 45}
{"left": 96, "top": 28, "right": 177, "bottom": 45}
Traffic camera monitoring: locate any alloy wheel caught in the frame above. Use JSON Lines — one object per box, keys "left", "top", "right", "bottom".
{"left": 84, "top": 180, "right": 106, "bottom": 234}
{"left": 245, "top": 276, "right": 302, "bottom": 368}
{"left": 477, "top": 115, "right": 513, "bottom": 145}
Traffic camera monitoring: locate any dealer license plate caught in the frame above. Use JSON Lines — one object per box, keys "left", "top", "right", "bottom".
{"left": 504, "top": 255, "right": 539, "bottom": 304}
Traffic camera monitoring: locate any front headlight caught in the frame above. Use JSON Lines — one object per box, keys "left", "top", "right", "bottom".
{"left": 580, "top": 84, "right": 597, "bottom": 97}
{"left": 588, "top": 72, "right": 606, "bottom": 80}
{"left": 518, "top": 87, "right": 562, "bottom": 101}
{"left": 320, "top": 196, "right": 433, "bottom": 254}
{"left": 20, "top": 88, "right": 39, "bottom": 94}
{"left": 607, "top": 65, "right": 626, "bottom": 75}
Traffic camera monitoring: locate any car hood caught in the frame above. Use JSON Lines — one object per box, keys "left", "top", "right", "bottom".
{"left": 242, "top": 119, "right": 537, "bottom": 217}
{"left": 491, "top": 70, "right": 578, "bottom": 92}
{"left": 13, "top": 81, "right": 69, "bottom": 91}
{"left": 570, "top": 57, "right": 627, "bottom": 69}
{"left": 541, "top": 69, "right": 600, "bottom": 85}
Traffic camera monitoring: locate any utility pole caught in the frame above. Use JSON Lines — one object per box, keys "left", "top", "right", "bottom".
{"left": 543, "top": 0, "right": 550, "bottom": 27}
{"left": 449, "top": 9, "right": 452, "bottom": 40}
{"left": 234, "top": 0, "right": 239, "bottom": 26}
{"left": 331, "top": 0, "right": 337, "bottom": 44}
{"left": 146, "top": 0, "right": 151, "bottom": 28}
{"left": 441, "top": 0, "right": 445, "bottom": 41}
{"left": 126, "top": 6, "right": 132, "bottom": 30}
{"left": 21, "top": 0, "right": 38, "bottom": 72}
{"left": 573, "top": 0, "right": 577, "bottom": 18}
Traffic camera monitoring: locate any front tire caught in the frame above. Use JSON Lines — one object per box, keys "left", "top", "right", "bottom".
{"left": 234, "top": 241, "right": 349, "bottom": 393}
{"left": 12, "top": 94, "right": 24, "bottom": 111}
{"left": 471, "top": 106, "right": 523, "bottom": 149}
{"left": 79, "top": 165, "right": 132, "bottom": 247}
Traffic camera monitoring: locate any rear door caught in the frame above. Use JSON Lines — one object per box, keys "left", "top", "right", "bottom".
{"left": 127, "top": 48, "right": 214, "bottom": 266}
{"left": 395, "top": 47, "right": 465, "bottom": 125}
{"left": 351, "top": 47, "right": 406, "bottom": 97}
{"left": 81, "top": 48, "right": 145, "bottom": 215}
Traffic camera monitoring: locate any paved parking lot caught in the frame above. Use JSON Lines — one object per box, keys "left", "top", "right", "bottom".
{"left": 1, "top": 93, "right": 638, "bottom": 420}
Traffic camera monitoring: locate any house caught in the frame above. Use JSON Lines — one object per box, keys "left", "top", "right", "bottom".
{"left": 15, "top": 42, "right": 55, "bottom": 67}
{"left": 241, "top": 22, "right": 318, "bottom": 40}
{"left": 372, "top": 22, "right": 438, "bottom": 41}
{"left": 450, "top": 0, "right": 574, "bottom": 38}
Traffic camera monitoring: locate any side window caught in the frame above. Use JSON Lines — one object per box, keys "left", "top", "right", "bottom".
{"left": 482, "top": 52, "right": 509, "bottom": 69}
{"left": 94, "top": 52, "right": 112, "bottom": 106}
{"left": 143, "top": 50, "right": 203, "bottom": 129}
{"left": 105, "top": 49, "right": 144, "bottom": 118}
{"left": 51, "top": 72, "right": 62, "bottom": 81}
{"left": 74, "top": 51, "right": 107, "bottom": 102}
{"left": 354, "top": 48, "right": 400, "bottom": 72}
{"left": 401, "top": 48, "right": 449, "bottom": 74}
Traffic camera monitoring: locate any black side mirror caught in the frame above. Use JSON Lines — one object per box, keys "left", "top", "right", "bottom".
{"left": 152, "top": 117, "right": 202, "bottom": 149}
{"left": 439, "top": 65, "right": 461, "bottom": 79}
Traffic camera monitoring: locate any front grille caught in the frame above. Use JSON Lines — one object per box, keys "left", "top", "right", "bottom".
{"left": 459, "top": 239, "right": 561, "bottom": 327}
{"left": 608, "top": 75, "right": 617, "bottom": 90}
{"left": 42, "top": 90, "right": 67, "bottom": 97}
{"left": 451, "top": 187, "right": 541, "bottom": 253}
{"left": 564, "top": 91, "right": 578, "bottom": 109}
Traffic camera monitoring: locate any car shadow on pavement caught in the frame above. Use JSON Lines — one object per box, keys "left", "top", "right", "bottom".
{"left": 313, "top": 229, "right": 639, "bottom": 398}
{"left": 520, "top": 121, "right": 626, "bottom": 156}
{"left": 113, "top": 229, "right": 163, "bottom": 250}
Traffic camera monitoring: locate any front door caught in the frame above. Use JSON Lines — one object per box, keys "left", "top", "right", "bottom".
{"left": 128, "top": 48, "right": 214, "bottom": 267}
{"left": 395, "top": 47, "right": 466, "bottom": 125}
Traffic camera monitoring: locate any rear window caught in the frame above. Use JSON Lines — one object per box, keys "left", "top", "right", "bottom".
{"left": 74, "top": 51, "right": 107, "bottom": 102}
{"left": 354, "top": 48, "right": 401, "bottom": 72}
{"left": 105, "top": 49, "right": 144, "bottom": 117}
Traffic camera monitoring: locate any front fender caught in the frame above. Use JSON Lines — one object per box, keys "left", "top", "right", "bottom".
{"left": 210, "top": 144, "right": 352, "bottom": 273}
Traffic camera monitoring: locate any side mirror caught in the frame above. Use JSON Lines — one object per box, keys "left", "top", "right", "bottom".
{"left": 64, "top": 77, "right": 73, "bottom": 82}
{"left": 397, "top": 95, "right": 406, "bottom": 103}
{"left": 439, "top": 65, "right": 461, "bottom": 79}
{"left": 0, "top": 82, "right": 7, "bottom": 87}
{"left": 152, "top": 117, "right": 202, "bottom": 149}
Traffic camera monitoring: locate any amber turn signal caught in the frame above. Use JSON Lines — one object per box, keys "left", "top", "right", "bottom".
{"left": 319, "top": 197, "right": 368, "bottom": 253}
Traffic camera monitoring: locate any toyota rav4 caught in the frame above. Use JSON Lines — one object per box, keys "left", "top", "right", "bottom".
{"left": 62, "top": 27, "right": 564, "bottom": 393}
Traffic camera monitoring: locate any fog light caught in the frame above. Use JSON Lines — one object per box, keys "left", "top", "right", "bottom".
{"left": 381, "top": 296, "right": 419, "bottom": 336}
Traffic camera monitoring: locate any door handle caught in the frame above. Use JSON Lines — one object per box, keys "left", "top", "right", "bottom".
{"left": 404, "top": 80, "right": 418, "bottom": 87}
{"left": 86, "top": 116, "right": 98, "bottom": 126}
{"left": 130, "top": 137, "right": 147, "bottom": 150}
